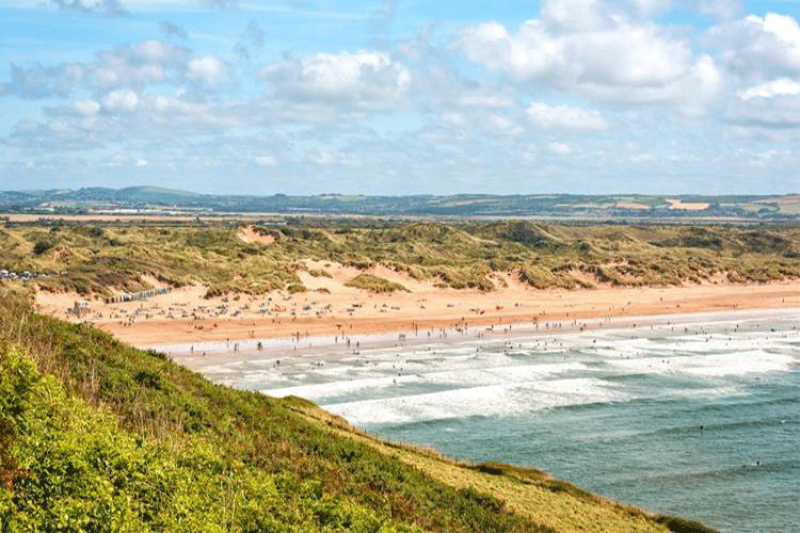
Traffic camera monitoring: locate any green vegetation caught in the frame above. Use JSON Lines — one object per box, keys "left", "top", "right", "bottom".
{"left": 345, "top": 274, "right": 409, "bottom": 293}
{"left": 0, "top": 295, "right": 720, "bottom": 533}
{"left": 2, "top": 220, "right": 798, "bottom": 297}
{"left": 307, "top": 268, "right": 332, "bottom": 278}
{"left": 31, "top": 241, "right": 52, "bottom": 255}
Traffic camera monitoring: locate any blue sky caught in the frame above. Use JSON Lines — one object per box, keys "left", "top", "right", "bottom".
{"left": 1, "top": 0, "right": 799, "bottom": 195}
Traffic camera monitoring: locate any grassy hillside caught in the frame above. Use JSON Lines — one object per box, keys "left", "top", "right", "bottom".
{"left": 2, "top": 221, "right": 800, "bottom": 297}
{"left": 0, "top": 294, "right": 718, "bottom": 533}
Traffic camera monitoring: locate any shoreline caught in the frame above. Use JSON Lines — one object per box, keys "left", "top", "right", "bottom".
{"left": 166, "top": 306, "right": 800, "bottom": 365}
{"left": 35, "top": 278, "right": 800, "bottom": 351}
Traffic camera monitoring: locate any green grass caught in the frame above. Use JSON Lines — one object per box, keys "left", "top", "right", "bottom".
{"left": 345, "top": 274, "right": 409, "bottom": 293}
{"left": 0, "top": 294, "right": 720, "bottom": 533}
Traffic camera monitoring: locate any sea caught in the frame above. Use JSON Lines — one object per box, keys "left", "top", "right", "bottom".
{"left": 172, "top": 309, "right": 800, "bottom": 533}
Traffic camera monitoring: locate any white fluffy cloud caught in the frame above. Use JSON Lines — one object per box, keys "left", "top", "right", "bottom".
{"left": 95, "top": 40, "right": 188, "bottom": 89}
{"left": 454, "top": 8, "right": 721, "bottom": 106}
{"left": 540, "top": 0, "right": 608, "bottom": 31}
{"left": 486, "top": 114, "right": 523, "bottom": 135}
{"left": 73, "top": 98, "right": 101, "bottom": 116}
{"left": 309, "top": 149, "right": 357, "bottom": 166}
{"left": 4, "top": 0, "right": 800, "bottom": 194}
{"left": 710, "top": 13, "right": 800, "bottom": 80}
{"left": 137, "top": 39, "right": 177, "bottom": 63}
{"left": 261, "top": 51, "right": 410, "bottom": 107}
{"left": 547, "top": 141, "right": 572, "bottom": 155}
{"left": 101, "top": 89, "right": 139, "bottom": 112}
{"left": 0, "top": 39, "right": 204, "bottom": 99}
{"left": 627, "top": 0, "right": 672, "bottom": 18}
{"left": 526, "top": 102, "right": 608, "bottom": 130}
{"left": 739, "top": 78, "right": 800, "bottom": 100}
{"left": 187, "top": 55, "right": 230, "bottom": 87}
{"left": 1, "top": 62, "right": 87, "bottom": 99}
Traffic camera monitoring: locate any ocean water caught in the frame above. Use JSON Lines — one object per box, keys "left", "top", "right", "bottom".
{"left": 176, "top": 311, "right": 800, "bottom": 533}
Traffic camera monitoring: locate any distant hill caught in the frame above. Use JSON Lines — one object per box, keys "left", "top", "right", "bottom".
{"left": 1, "top": 186, "right": 798, "bottom": 221}
{"left": 96, "top": 186, "right": 205, "bottom": 203}
{"left": 0, "top": 186, "right": 203, "bottom": 206}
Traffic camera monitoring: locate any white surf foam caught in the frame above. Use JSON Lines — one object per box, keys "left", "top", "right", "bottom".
{"left": 323, "top": 377, "right": 625, "bottom": 426}
{"left": 264, "top": 374, "right": 425, "bottom": 399}
{"left": 262, "top": 361, "right": 587, "bottom": 401}
{"left": 606, "top": 349, "right": 796, "bottom": 377}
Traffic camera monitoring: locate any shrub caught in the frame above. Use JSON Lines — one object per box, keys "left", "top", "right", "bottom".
{"left": 287, "top": 283, "right": 307, "bottom": 294}
{"left": 345, "top": 274, "right": 408, "bottom": 293}
{"left": 32, "top": 241, "right": 52, "bottom": 255}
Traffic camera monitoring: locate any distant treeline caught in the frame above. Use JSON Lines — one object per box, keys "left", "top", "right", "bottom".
{"left": 1, "top": 186, "right": 798, "bottom": 220}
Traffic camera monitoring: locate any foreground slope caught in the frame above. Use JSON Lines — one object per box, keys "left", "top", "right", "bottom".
{"left": 0, "top": 295, "right": 717, "bottom": 532}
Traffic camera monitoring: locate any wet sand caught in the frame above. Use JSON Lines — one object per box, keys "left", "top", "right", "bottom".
{"left": 167, "top": 307, "right": 800, "bottom": 371}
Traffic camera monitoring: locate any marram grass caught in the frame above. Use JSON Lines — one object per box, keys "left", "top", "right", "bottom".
{"left": 2, "top": 220, "right": 798, "bottom": 297}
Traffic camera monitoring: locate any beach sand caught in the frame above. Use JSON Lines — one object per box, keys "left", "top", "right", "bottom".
{"left": 33, "top": 260, "right": 800, "bottom": 350}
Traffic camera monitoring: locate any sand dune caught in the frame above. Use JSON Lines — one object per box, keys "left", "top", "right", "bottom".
{"left": 237, "top": 226, "right": 275, "bottom": 245}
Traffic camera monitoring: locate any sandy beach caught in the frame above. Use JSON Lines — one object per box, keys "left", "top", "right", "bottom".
{"left": 33, "top": 259, "right": 800, "bottom": 350}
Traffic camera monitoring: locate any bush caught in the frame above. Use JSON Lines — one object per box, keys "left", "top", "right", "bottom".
{"left": 345, "top": 274, "right": 408, "bottom": 293}
{"left": 287, "top": 283, "right": 307, "bottom": 294}
{"left": 32, "top": 241, "right": 52, "bottom": 255}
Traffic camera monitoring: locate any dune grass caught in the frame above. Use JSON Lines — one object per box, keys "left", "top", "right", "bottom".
{"left": 1, "top": 220, "right": 798, "bottom": 298}
{"left": 345, "top": 274, "right": 409, "bottom": 293}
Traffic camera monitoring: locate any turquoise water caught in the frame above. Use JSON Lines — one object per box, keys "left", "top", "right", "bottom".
{"left": 178, "top": 312, "right": 800, "bottom": 533}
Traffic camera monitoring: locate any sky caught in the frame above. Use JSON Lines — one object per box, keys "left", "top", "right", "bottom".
{"left": 0, "top": 0, "right": 799, "bottom": 196}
